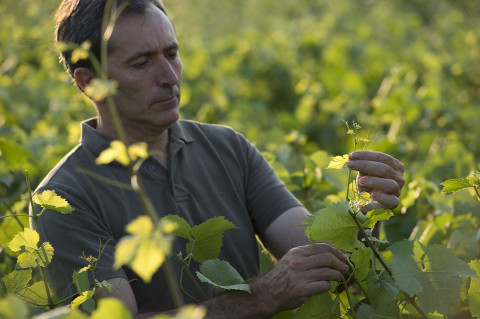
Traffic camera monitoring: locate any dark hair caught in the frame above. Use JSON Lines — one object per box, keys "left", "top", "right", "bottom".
{"left": 55, "top": 0, "right": 166, "bottom": 77}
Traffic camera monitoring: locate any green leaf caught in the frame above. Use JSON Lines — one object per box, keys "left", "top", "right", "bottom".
{"left": 96, "top": 141, "right": 130, "bottom": 166}
{"left": 96, "top": 280, "right": 113, "bottom": 294}
{"left": 196, "top": 259, "right": 251, "bottom": 293}
{"left": 161, "top": 215, "right": 193, "bottom": 240}
{"left": 73, "top": 266, "right": 91, "bottom": 294}
{"left": 7, "top": 228, "right": 54, "bottom": 268}
{"left": 3, "top": 269, "right": 32, "bottom": 294}
{"left": 187, "top": 217, "right": 238, "bottom": 263}
{"left": 84, "top": 78, "right": 118, "bottom": 102}
{"left": 17, "top": 242, "right": 54, "bottom": 268}
{"left": 90, "top": 298, "right": 133, "bottom": 319}
{"left": 114, "top": 216, "right": 176, "bottom": 283}
{"left": 441, "top": 178, "right": 473, "bottom": 194}
{"left": 362, "top": 209, "right": 393, "bottom": 229}
{"left": 151, "top": 305, "right": 206, "bottom": 319}
{"left": 468, "top": 259, "right": 480, "bottom": 318}
{"left": 351, "top": 247, "right": 373, "bottom": 282}
{"left": 34, "top": 190, "right": 74, "bottom": 214}
{"left": 326, "top": 154, "right": 349, "bottom": 169}
{"left": 71, "top": 291, "right": 94, "bottom": 311}
{"left": 305, "top": 201, "right": 358, "bottom": 252}
{"left": 366, "top": 270, "right": 400, "bottom": 315}
{"left": 17, "top": 281, "right": 52, "bottom": 308}
{"left": 294, "top": 293, "right": 337, "bottom": 319}
{"left": 390, "top": 241, "right": 476, "bottom": 314}
{"left": 0, "top": 295, "right": 29, "bottom": 319}
{"left": 8, "top": 228, "right": 39, "bottom": 252}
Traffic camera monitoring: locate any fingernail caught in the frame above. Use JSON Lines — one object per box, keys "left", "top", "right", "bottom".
{"left": 349, "top": 152, "right": 359, "bottom": 159}
{"left": 347, "top": 161, "right": 356, "bottom": 169}
{"left": 359, "top": 177, "right": 367, "bottom": 185}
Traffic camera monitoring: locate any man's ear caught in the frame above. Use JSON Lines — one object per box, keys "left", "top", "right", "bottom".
{"left": 73, "top": 67, "right": 96, "bottom": 91}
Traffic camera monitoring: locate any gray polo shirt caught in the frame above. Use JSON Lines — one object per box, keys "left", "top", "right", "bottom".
{"left": 35, "top": 118, "right": 302, "bottom": 312}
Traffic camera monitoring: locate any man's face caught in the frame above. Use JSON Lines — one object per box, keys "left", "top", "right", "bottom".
{"left": 106, "top": 5, "right": 182, "bottom": 134}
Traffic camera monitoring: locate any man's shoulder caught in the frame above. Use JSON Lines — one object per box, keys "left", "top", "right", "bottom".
{"left": 35, "top": 143, "right": 94, "bottom": 193}
{"left": 176, "top": 120, "right": 245, "bottom": 143}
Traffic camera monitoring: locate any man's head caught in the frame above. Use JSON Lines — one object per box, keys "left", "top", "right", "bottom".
{"left": 55, "top": 0, "right": 166, "bottom": 78}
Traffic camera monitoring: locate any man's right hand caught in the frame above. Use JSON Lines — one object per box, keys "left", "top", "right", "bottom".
{"left": 250, "top": 242, "right": 349, "bottom": 313}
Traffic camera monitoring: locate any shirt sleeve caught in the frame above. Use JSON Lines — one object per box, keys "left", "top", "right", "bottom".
{"left": 240, "top": 135, "right": 303, "bottom": 237}
{"left": 35, "top": 185, "right": 127, "bottom": 302}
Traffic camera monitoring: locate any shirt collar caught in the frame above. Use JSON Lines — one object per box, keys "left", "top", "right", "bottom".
{"left": 79, "top": 118, "right": 194, "bottom": 157}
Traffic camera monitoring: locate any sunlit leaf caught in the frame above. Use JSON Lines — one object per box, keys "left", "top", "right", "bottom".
{"left": 0, "top": 295, "right": 29, "bottom": 319}
{"left": 17, "top": 242, "right": 54, "bottom": 268}
{"left": 128, "top": 142, "right": 149, "bottom": 161}
{"left": 362, "top": 209, "right": 393, "bottom": 229}
{"left": 327, "top": 154, "right": 349, "bottom": 169}
{"left": 72, "top": 265, "right": 95, "bottom": 312}
{"left": 34, "top": 189, "right": 74, "bottom": 214}
{"left": 71, "top": 41, "right": 91, "bottom": 64}
{"left": 196, "top": 259, "right": 250, "bottom": 293}
{"left": 3, "top": 269, "right": 32, "bottom": 294}
{"left": 114, "top": 216, "right": 176, "bottom": 283}
{"left": 71, "top": 291, "right": 94, "bottom": 310}
{"left": 8, "top": 228, "right": 39, "bottom": 252}
{"left": 96, "top": 140, "right": 129, "bottom": 166}
{"left": 90, "top": 298, "right": 133, "bottom": 319}
{"left": 441, "top": 178, "right": 473, "bottom": 194}
{"left": 161, "top": 215, "right": 192, "bottom": 240}
{"left": 85, "top": 78, "right": 118, "bottom": 102}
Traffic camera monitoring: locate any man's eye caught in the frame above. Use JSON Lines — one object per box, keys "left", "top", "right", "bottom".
{"left": 132, "top": 60, "right": 148, "bottom": 68}
{"left": 167, "top": 51, "right": 178, "bottom": 59}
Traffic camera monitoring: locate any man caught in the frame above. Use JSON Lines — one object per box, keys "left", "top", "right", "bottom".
{"left": 35, "top": 0, "right": 405, "bottom": 318}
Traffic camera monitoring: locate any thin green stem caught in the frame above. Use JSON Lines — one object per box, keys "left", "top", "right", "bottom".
{"left": 348, "top": 208, "right": 428, "bottom": 319}
{"left": 474, "top": 186, "right": 480, "bottom": 201}
{"left": 163, "top": 259, "right": 184, "bottom": 307}
{"left": 1, "top": 200, "right": 25, "bottom": 228}
{"left": 0, "top": 214, "right": 31, "bottom": 220}
{"left": 172, "top": 253, "right": 208, "bottom": 300}
{"left": 342, "top": 277, "right": 356, "bottom": 319}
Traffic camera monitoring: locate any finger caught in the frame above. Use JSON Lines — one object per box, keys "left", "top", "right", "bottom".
{"left": 304, "top": 281, "right": 332, "bottom": 297}
{"left": 349, "top": 151, "right": 404, "bottom": 173}
{"left": 298, "top": 242, "right": 347, "bottom": 262}
{"left": 303, "top": 253, "right": 349, "bottom": 273}
{"left": 348, "top": 160, "right": 405, "bottom": 188}
{"left": 370, "top": 191, "right": 400, "bottom": 210}
{"left": 304, "top": 267, "right": 345, "bottom": 283}
{"left": 358, "top": 176, "right": 401, "bottom": 196}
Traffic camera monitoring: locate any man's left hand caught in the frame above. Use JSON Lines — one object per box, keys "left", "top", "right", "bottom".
{"left": 347, "top": 151, "right": 405, "bottom": 211}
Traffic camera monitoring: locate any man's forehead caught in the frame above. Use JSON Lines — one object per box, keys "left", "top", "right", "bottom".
{"left": 107, "top": 6, "right": 176, "bottom": 53}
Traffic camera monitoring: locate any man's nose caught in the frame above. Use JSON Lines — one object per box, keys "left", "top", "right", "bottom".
{"left": 156, "top": 58, "right": 180, "bottom": 87}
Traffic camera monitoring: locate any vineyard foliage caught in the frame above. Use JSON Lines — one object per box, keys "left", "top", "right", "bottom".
{"left": 1, "top": 0, "right": 480, "bottom": 318}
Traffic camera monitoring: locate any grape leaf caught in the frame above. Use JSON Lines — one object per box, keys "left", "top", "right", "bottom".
{"left": 72, "top": 266, "right": 95, "bottom": 312}
{"left": 17, "top": 281, "right": 52, "bottom": 308}
{"left": 441, "top": 178, "right": 473, "bottom": 194}
{"left": 96, "top": 141, "right": 129, "bottom": 166}
{"left": 305, "top": 201, "right": 358, "bottom": 252}
{"left": 0, "top": 295, "right": 29, "bottom": 319}
{"left": 7, "top": 228, "right": 54, "bottom": 268}
{"left": 327, "top": 154, "right": 349, "bottom": 169}
{"left": 34, "top": 190, "right": 74, "bottom": 214}
{"left": 390, "top": 241, "right": 476, "bottom": 314}
{"left": 362, "top": 209, "right": 393, "bottom": 229}
{"left": 3, "top": 269, "right": 32, "bottom": 294}
{"left": 161, "top": 215, "right": 193, "bottom": 240}
{"left": 467, "top": 259, "right": 480, "bottom": 318}
{"left": 294, "top": 293, "right": 337, "bottom": 319}
{"left": 71, "top": 291, "right": 94, "bottom": 312}
{"left": 187, "top": 217, "right": 238, "bottom": 263}
{"left": 351, "top": 247, "right": 373, "bottom": 282}
{"left": 114, "top": 216, "right": 176, "bottom": 283}
{"left": 196, "top": 259, "right": 250, "bottom": 293}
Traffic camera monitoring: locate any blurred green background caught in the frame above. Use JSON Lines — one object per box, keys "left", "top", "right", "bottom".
{"left": 1, "top": 0, "right": 479, "bottom": 271}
